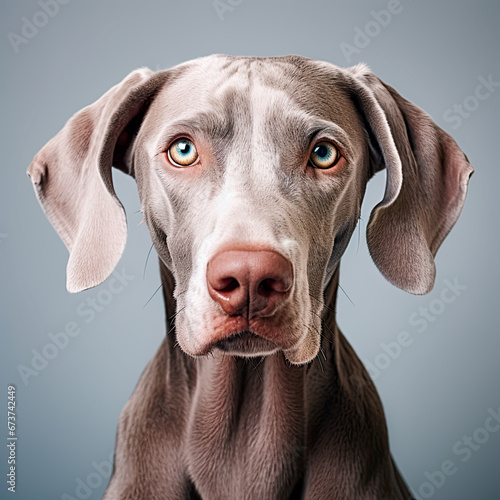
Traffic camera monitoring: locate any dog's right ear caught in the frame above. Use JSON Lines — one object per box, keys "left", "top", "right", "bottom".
{"left": 345, "top": 64, "right": 473, "bottom": 295}
{"left": 28, "top": 68, "right": 169, "bottom": 293}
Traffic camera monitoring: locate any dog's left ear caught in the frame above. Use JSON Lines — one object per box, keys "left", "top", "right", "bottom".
{"left": 27, "top": 68, "right": 170, "bottom": 293}
{"left": 346, "top": 65, "right": 473, "bottom": 295}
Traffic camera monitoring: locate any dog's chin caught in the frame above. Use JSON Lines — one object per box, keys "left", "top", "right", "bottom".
{"left": 176, "top": 313, "right": 321, "bottom": 364}
{"left": 282, "top": 336, "right": 320, "bottom": 365}
{"left": 212, "top": 330, "right": 280, "bottom": 357}
{"left": 196, "top": 330, "right": 319, "bottom": 365}
{"left": 211, "top": 331, "right": 320, "bottom": 365}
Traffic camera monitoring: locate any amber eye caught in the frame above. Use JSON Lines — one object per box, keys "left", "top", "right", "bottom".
{"left": 167, "top": 138, "right": 199, "bottom": 167}
{"left": 309, "top": 141, "right": 340, "bottom": 169}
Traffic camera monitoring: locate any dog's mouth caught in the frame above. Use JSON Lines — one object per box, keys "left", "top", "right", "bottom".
{"left": 176, "top": 297, "right": 318, "bottom": 364}
{"left": 212, "top": 330, "right": 279, "bottom": 356}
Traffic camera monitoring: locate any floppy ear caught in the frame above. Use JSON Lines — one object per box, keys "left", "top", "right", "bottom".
{"left": 27, "top": 68, "right": 169, "bottom": 293}
{"left": 347, "top": 64, "right": 473, "bottom": 295}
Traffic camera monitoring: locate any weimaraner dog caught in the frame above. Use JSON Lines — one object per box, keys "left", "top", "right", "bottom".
{"left": 28, "top": 55, "right": 472, "bottom": 499}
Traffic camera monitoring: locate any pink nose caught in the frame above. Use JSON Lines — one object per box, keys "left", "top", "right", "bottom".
{"left": 207, "top": 250, "right": 293, "bottom": 318}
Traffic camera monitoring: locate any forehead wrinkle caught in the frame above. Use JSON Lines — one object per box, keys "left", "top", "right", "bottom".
{"left": 149, "top": 58, "right": 250, "bottom": 138}
{"left": 208, "top": 69, "right": 255, "bottom": 173}
{"left": 246, "top": 82, "right": 289, "bottom": 189}
{"left": 248, "top": 81, "right": 356, "bottom": 166}
{"left": 247, "top": 57, "right": 362, "bottom": 147}
{"left": 212, "top": 61, "right": 252, "bottom": 94}
{"left": 268, "top": 110, "right": 355, "bottom": 162}
{"left": 153, "top": 110, "right": 234, "bottom": 154}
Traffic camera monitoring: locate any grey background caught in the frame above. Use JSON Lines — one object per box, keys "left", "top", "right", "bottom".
{"left": 1, "top": 0, "right": 499, "bottom": 499}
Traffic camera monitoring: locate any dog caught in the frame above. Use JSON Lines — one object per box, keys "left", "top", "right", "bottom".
{"left": 28, "top": 54, "right": 473, "bottom": 499}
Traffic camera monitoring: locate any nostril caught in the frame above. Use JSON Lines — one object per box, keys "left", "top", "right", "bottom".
{"left": 258, "top": 279, "right": 274, "bottom": 297}
{"left": 257, "top": 278, "right": 289, "bottom": 296}
{"left": 217, "top": 277, "right": 240, "bottom": 293}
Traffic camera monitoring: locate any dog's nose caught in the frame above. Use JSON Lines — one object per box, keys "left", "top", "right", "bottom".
{"left": 206, "top": 250, "right": 293, "bottom": 318}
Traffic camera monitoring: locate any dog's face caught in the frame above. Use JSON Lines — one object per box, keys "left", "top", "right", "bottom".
{"left": 28, "top": 55, "right": 473, "bottom": 364}
{"left": 135, "top": 57, "right": 368, "bottom": 363}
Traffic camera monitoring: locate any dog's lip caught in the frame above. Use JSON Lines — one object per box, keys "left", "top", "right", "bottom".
{"left": 212, "top": 330, "right": 279, "bottom": 356}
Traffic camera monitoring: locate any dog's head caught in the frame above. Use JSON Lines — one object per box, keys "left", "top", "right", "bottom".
{"left": 28, "top": 55, "right": 472, "bottom": 364}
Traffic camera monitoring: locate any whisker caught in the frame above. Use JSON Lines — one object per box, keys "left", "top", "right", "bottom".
{"left": 356, "top": 216, "right": 363, "bottom": 254}
{"left": 316, "top": 352, "right": 325, "bottom": 373}
{"left": 319, "top": 331, "right": 333, "bottom": 345}
{"left": 166, "top": 306, "right": 186, "bottom": 335}
{"left": 143, "top": 283, "right": 163, "bottom": 308}
{"left": 251, "top": 356, "right": 265, "bottom": 372}
{"left": 311, "top": 310, "right": 330, "bottom": 325}
{"left": 143, "top": 243, "right": 155, "bottom": 279}
{"left": 321, "top": 321, "right": 335, "bottom": 337}
{"left": 250, "top": 358, "right": 264, "bottom": 383}
{"left": 311, "top": 311, "right": 335, "bottom": 344}
{"left": 168, "top": 306, "right": 186, "bottom": 323}
{"left": 318, "top": 319, "right": 336, "bottom": 344}
{"left": 306, "top": 320, "right": 333, "bottom": 347}
{"left": 338, "top": 284, "right": 355, "bottom": 307}
{"left": 320, "top": 347, "right": 327, "bottom": 361}
{"left": 309, "top": 293, "right": 336, "bottom": 317}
